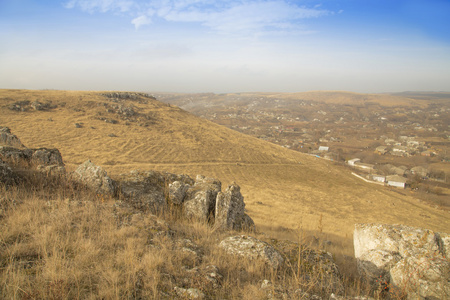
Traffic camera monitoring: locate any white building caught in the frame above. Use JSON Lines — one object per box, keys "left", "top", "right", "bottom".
{"left": 347, "top": 158, "right": 361, "bottom": 166}
{"left": 386, "top": 175, "right": 407, "bottom": 188}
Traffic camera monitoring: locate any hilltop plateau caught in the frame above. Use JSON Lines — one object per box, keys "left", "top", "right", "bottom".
{"left": 1, "top": 89, "right": 449, "bottom": 239}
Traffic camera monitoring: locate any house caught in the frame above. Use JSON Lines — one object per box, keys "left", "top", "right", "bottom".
{"left": 386, "top": 175, "right": 407, "bottom": 188}
{"left": 375, "top": 146, "right": 388, "bottom": 155}
{"left": 371, "top": 174, "right": 386, "bottom": 183}
{"left": 354, "top": 162, "right": 375, "bottom": 173}
{"left": 347, "top": 158, "right": 361, "bottom": 166}
{"left": 411, "top": 166, "right": 428, "bottom": 178}
{"left": 318, "top": 146, "right": 329, "bottom": 152}
{"left": 421, "top": 150, "right": 433, "bottom": 157}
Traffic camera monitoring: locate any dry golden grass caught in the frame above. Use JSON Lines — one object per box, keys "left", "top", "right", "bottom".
{"left": 1, "top": 89, "right": 449, "bottom": 242}
{"left": 1, "top": 171, "right": 363, "bottom": 299}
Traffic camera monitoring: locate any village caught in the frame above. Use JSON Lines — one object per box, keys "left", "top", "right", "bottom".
{"left": 156, "top": 92, "right": 449, "bottom": 208}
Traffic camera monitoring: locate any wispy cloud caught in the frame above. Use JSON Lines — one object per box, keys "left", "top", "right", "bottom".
{"left": 64, "top": 0, "right": 135, "bottom": 13}
{"left": 65, "top": 0, "right": 332, "bottom": 34}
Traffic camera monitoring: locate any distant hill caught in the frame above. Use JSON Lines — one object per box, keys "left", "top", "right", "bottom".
{"left": 1, "top": 89, "right": 449, "bottom": 237}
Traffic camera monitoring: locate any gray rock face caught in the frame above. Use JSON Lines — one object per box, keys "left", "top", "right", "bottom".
{"left": 118, "top": 170, "right": 167, "bottom": 212}
{"left": 72, "top": 160, "right": 116, "bottom": 195}
{"left": 390, "top": 256, "right": 450, "bottom": 300}
{"left": 0, "top": 144, "right": 64, "bottom": 173}
{"left": 168, "top": 181, "right": 190, "bottom": 205}
{"left": 354, "top": 224, "right": 449, "bottom": 299}
{"left": 118, "top": 170, "right": 193, "bottom": 212}
{"left": 183, "top": 175, "right": 221, "bottom": 221}
{"left": 357, "top": 249, "right": 402, "bottom": 287}
{"left": 0, "top": 146, "right": 32, "bottom": 165}
{"left": 31, "top": 148, "right": 64, "bottom": 167}
{"left": 0, "top": 127, "right": 25, "bottom": 148}
{"left": 0, "top": 159, "right": 16, "bottom": 185}
{"left": 219, "top": 235, "right": 284, "bottom": 269}
{"left": 215, "top": 183, "right": 254, "bottom": 231}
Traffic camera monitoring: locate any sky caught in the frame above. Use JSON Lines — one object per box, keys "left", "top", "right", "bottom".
{"left": 1, "top": 0, "right": 450, "bottom": 93}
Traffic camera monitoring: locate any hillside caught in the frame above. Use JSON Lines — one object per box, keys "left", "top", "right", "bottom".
{"left": 1, "top": 89, "right": 449, "bottom": 238}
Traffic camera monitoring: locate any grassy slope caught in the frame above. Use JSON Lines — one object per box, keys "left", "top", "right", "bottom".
{"left": 1, "top": 89, "right": 448, "bottom": 237}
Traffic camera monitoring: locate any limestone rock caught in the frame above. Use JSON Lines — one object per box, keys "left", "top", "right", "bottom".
{"left": 31, "top": 148, "right": 64, "bottom": 167}
{"left": 72, "top": 160, "right": 116, "bottom": 195}
{"left": 356, "top": 249, "right": 401, "bottom": 286}
{"left": 215, "top": 183, "right": 255, "bottom": 231}
{"left": 174, "top": 287, "right": 205, "bottom": 299}
{"left": 36, "top": 164, "right": 66, "bottom": 176}
{"left": 183, "top": 175, "right": 221, "bottom": 221}
{"left": 0, "top": 127, "right": 25, "bottom": 148}
{"left": 118, "top": 170, "right": 193, "bottom": 212}
{"left": 219, "top": 235, "right": 284, "bottom": 269}
{"left": 0, "top": 146, "right": 32, "bottom": 166}
{"left": 168, "top": 181, "right": 190, "bottom": 205}
{"left": 354, "top": 224, "right": 441, "bottom": 259}
{"left": 438, "top": 232, "right": 450, "bottom": 258}
{"left": 118, "top": 170, "right": 166, "bottom": 212}
{"left": 354, "top": 224, "right": 449, "bottom": 299}
{"left": 390, "top": 256, "right": 450, "bottom": 300}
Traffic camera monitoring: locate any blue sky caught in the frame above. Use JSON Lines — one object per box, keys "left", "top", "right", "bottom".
{"left": 1, "top": 0, "right": 449, "bottom": 93}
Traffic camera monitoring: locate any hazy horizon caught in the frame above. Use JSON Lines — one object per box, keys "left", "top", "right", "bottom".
{"left": 1, "top": 0, "right": 449, "bottom": 94}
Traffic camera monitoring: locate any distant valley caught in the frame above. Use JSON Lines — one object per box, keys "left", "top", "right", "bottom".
{"left": 155, "top": 91, "right": 450, "bottom": 210}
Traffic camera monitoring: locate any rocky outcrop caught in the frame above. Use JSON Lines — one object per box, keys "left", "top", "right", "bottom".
{"left": 118, "top": 171, "right": 254, "bottom": 229}
{"left": 118, "top": 170, "right": 193, "bottom": 212}
{"left": 183, "top": 175, "right": 221, "bottom": 222}
{"left": 354, "top": 223, "right": 449, "bottom": 299}
{"left": 215, "top": 183, "right": 254, "bottom": 231}
{"left": 0, "top": 127, "right": 255, "bottom": 232}
{"left": 0, "top": 159, "right": 16, "bottom": 185}
{"left": 31, "top": 148, "right": 64, "bottom": 167}
{"left": 0, "top": 127, "right": 25, "bottom": 148}
{"left": 0, "top": 145, "right": 65, "bottom": 174}
{"left": 219, "top": 235, "right": 284, "bottom": 269}
{"left": 168, "top": 181, "right": 190, "bottom": 205}
{"left": 8, "top": 100, "right": 56, "bottom": 112}
{"left": 0, "top": 146, "right": 32, "bottom": 165}
{"left": 72, "top": 160, "right": 116, "bottom": 195}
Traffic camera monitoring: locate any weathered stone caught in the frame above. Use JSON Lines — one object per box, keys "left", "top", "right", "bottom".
{"left": 72, "top": 160, "right": 116, "bottom": 195}
{"left": 356, "top": 249, "right": 401, "bottom": 286}
{"left": 354, "top": 224, "right": 449, "bottom": 299}
{"left": 174, "top": 287, "right": 205, "bottom": 299}
{"left": 240, "top": 213, "right": 255, "bottom": 231}
{"left": 390, "top": 256, "right": 450, "bottom": 300}
{"left": 183, "top": 175, "right": 221, "bottom": 221}
{"left": 438, "top": 232, "right": 450, "bottom": 258}
{"left": 8, "top": 100, "right": 30, "bottom": 111}
{"left": 30, "top": 100, "right": 55, "bottom": 111}
{"left": 31, "top": 148, "right": 64, "bottom": 167}
{"left": 118, "top": 170, "right": 166, "bottom": 212}
{"left": 168, "top": 181, "right": 190, "bottom": 205}
{"left": 118, "top": 170, "right": 195, "bottom": 213}
{"left": 354, "top": 224, "right": 441, "bottom": 260}
{"left": 219, "top": 235, "right": 284, "bottom": 269}
{"left": 0, "top": 146, "right": 32, "bottom": 166}
{"left": 0, "top": 159, "right": 16, "bottom": 185}
{"left": 36, "top": 164, "right": 66, "bottom": 176}
{"left": 0, "top": 127, "right": 25, "bottom": 148}
{"left": 215, "top": 183, "right": 244, "bottom": 229}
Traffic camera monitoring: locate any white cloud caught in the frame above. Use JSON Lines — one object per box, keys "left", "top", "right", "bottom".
{"left": 65, "top": 0, "right": 332, "bottom": 35}
{"left": 131, "top": 15, "right": 151, "bottom": 29}
{"left": 64, "top": 0, "right": 134, "bottom": 13}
